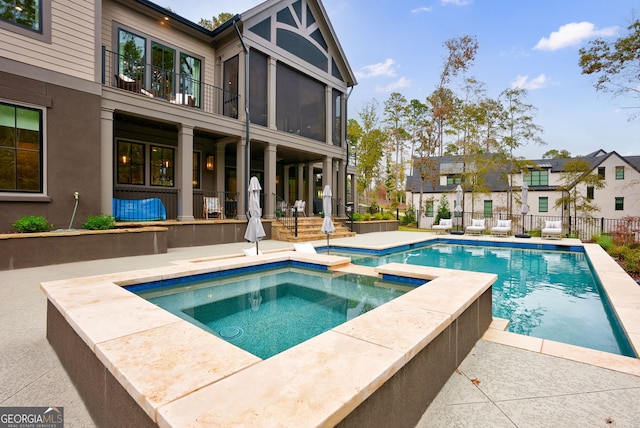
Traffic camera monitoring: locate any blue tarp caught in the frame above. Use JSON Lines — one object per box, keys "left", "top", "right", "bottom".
{"left": 113, "top": 198, "right": 166, "bottom": 221}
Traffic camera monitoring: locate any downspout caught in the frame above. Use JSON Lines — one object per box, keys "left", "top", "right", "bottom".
{"left": 234, "top": 19, "right": 250, "bottom": 217}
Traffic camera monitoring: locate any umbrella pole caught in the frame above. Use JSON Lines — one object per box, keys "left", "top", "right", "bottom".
{"left": 326, "top": 235, "right": 330, "bottom": 254}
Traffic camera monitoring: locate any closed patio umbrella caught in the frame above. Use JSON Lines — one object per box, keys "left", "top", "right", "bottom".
{"left": 321, "top": 185, "right": 335, "bottom": 254}
{"left": 244, "top": 176, "right": 266, "bottom": 253}
{"left": 518, "top": 182, "right": 530, "bottom": 237}
{"left": 454, "top": 184, "right": 463, "bottom": 231}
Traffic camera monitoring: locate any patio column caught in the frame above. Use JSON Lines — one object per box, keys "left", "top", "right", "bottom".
{"left": 283, "top": 165, "right": 290, "bottom": 205}
{"left": 297, "top": 164, "right": 305, "bottom": 202}
{"left": 264, "top": 143, "right": 277, "bottom": 219}
{"left": 306, "top": 162, "right": 314, "bottom": 215}
{"left": 236, "top": 138, "right": 247, "bottom": 220}
{"left": 337, "top": 159, "right": 345, "bottom": 215}
{"left": 215, "top": 142, "right": 226, "bottom": 195}
{"left": 323, "top": 156, "right": 333, "bottom": 189}
{"left": 177, "top": 124, "right": 194, "bottom": 221}
{"left": 100, "top": 107, "right": 114, "bottom": 216}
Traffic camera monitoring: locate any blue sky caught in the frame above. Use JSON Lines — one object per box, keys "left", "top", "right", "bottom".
{"left": 159, "top": 0, "right": 638, "bottom": 159}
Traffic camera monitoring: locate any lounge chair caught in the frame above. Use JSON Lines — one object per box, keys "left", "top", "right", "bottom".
{"left": 203, "top": 196, "right": 223, "bottom": 219}
{"left": 293, "top": 243, "right": 317, "bottom": 254}
{"left": 491, "top": 219, "right": 512, "bottom": 237}
{"left": 243, "top": 247, "right": 262, "bottom": 256}
{"left": 465, "top": 219, "right": 486, "bottom": 235}
{"left": 432, "top": 219, "right": 453, "bottom": 234}
{"left": 541, "top": 220, "right": 562, "bottom": 239}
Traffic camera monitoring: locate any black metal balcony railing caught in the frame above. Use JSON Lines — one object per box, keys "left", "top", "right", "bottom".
{"left": 102, "top": 47, "right": 239, "bottom": 118}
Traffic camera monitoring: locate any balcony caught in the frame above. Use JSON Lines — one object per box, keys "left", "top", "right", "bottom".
{"left": 102, "top": 47, "right": 239, "bottom": 118}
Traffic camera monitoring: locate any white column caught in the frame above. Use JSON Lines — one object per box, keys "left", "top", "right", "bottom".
{"left": 177, "top": 125, "right": 194, "bottom": 221}
{"left": 264, "top": 143, "right": 277, "bottom": 218}
{"left": 297, "top": 164, "right": 305, "bottom": 201}
{"left": 100, "top": 107, "right": 114, "bottom": 216}
{"left": 306, "top": 162, "right": 314, "bottom": 215}
{"left": 337, "top": 159, "right": 345, "bottom": 214}
{"left": 284, "top": 166, "right": 290, "bottom": 205}
{"left": 268, "top": 57, "right": 277, "bottom": 130}
{"left": 215, "top": 143, "right": 226, "bottom": 194}
{"left": 236, "top": 138, "right": 247, "bottom": 220}
{"left": 323, "top": 156, "right": 333, "bottom": 189}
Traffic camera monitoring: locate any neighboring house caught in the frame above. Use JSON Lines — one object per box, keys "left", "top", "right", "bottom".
{"left": 0, "top": 0, "right": 356, "bottom": 232}
{"left": 406, "top": 150, "right": 640, "bottom": 230}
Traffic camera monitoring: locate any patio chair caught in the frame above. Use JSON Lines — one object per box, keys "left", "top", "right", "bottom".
{"left": 491, "top": 219, "right": 512, "bottom": 237}
{"left": 465, "top": 218, "right": 486, "bottom": 235}
{"left": 432, "top": 218, "right": 453, "bottom": 234}
{"left": 541, "top": 220, "right": 562, "bottom": 239}
{"left": 115, "top": 73, "right": 141, "bottom": 93}
{"left": 203, "top": 196, "right": 223, "bottom": 219}
{"left": 293, "top": 200, "right": 306, "bottom": 216}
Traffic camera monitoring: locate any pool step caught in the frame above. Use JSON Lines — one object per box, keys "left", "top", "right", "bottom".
{"left": 271, "top": 216, "right": 355, "bottom": 242}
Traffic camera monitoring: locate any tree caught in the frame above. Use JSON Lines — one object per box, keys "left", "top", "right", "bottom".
{"left": 579, "top": 18, "right": 640, "bottom": 119}
{"left": 434, "top": 194, "right": 451, "bottom": 225}
{"left": 199, "top": 13, "right": 234, "bottom": 30}
{"left": 542, "top": 149, "right": 571, "bottom": 159}
{"left": 433, "top": 36, "right": 479, "bottom": 155}
{"left": 383, "top": 93, "right": 409, "bottom": 204}
{"left": 354, "top": 100, "right": 386, "bottom": 204}
{"left": 498, "top": 87, "right": 545, "bottom": 215}
{"left": 554, "top": 158, "right": 606, "bottom": 232}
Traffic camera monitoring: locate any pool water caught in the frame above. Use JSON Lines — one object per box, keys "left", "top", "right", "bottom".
{"left": 133, "top": 268, "right": 414, "bottom": 359}
{"left": 337, "top": 243, "right": 634, "bottom": 357}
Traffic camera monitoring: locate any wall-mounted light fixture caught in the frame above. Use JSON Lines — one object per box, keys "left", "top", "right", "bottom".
{"left": 206, "top": 154, "right": 215, "bottom": 171}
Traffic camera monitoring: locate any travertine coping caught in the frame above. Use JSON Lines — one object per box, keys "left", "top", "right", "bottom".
{"left": 41, "top": 250, "right": 495, "bottom": 427}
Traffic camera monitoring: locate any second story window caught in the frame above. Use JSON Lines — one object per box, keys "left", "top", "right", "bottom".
{"left": 615, "top": 166, "right": 624, "bottom": 180}
{"left": 151, "top": 42, "right": 175, "bottom": 100}
{"left": 524, "top": 170, "right": 548, "bottom": 186}
{"left": 446, "top": 175, "right": 462, "bottom": 185}
{"left": 224, "top": 55, "right": 239, "bottom": 119}
{"left": 0, "top": 0, "right": 41, "bottom": 32}
{"left": 598, "top": 166, "right": 605, "bottom": 178}
{"left": 118, "top": 29, "right": 146, "bottom": 84}
{"left": 587, "top": 186, "right": 594, "bottom": 200}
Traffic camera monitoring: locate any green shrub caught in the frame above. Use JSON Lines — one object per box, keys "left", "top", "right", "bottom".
{"left": 351, "top": 212, "right": 363, "bottom": 221}
{"left": 403, "top": 205, "right": 416, "bottom": 226}
{"left": 373, "top": 212, "right": 383, "bottom": 220}
{"left": 362, "top": 213, "right": 372, "bottom": 221}
{"left": 12, "top": 216, "right": 52, "bottom": 233}
{"left": 83, "top": 213, "right": 116, "bottom": 230}
{"left": 383, "top": 212, "right": 395, "bottom": 220}
{"left": 594, "top": 234, "right": 615, "bottom": 251}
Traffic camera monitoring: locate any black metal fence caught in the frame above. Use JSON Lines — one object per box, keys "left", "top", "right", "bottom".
{"left": 102, "top": 47, "right": 239, "bottom": 117}
{"left": 420, "top": 211, "right": 640, "bottom": 241}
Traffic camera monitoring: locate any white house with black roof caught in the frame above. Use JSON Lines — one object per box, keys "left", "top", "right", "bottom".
{"left": 406, "top": 150, "right": 640, "bottom": 234}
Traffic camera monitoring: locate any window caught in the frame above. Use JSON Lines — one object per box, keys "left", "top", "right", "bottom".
{"left": 180, "top": 53, "right": 201, "bottom": 107}
{"left": 524, "top": 170, "right": 548, "bottom": 186}
{"left": 0, "top": 0, "right": 41, "bottom": 32}
{"left": 615, "top": 166, "right": 624, "bottom": 180}
{"left": 538, "top": 197, "right": 548, "bottom": 213}
{"left": 586, "top": 186, "right": 594, "bottom": 200}
{"left": 151, "top": 42, "right": 175, "bottom": 100}
{"left": 224, "top": 55, "right": 239, "bottom": 118}
{"left": 276, "top": 62, "right": 326, "bottom": 142}
{"left": 150, "top": 146, "right": 174, "bottom": 187}
{"left": 598, "top": 167, "right": 605, "bottom": 178}
{"left": 0, "top": 102, "right": 42, "bottom": 192}
{"left": 446, "top": 175, "right": 462, "bottom": 185}
{"left": 332, "top": 89, "right": 342, "bottom": 146}
{"left": 192, "top": 152, "right": 200, "bottom": 188}
{"left": 118, "top": 29, "right": 146, "bottom": 84}
{"left": 249, "top": 49, "right": 268, "bottom": 126}
{"left": 426, "top": 200, "right": 434, "bottom": 217}
{"left": 117, "top": 141, "right": 145, "bottom": 185}
{"left": 483, "top": 200, "right": 492, "bottom": 217}
{"left": 615, "top": 197, "right": 624, "bottom": 211}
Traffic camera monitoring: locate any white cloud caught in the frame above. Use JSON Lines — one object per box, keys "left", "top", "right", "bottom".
{"left": 511, "top": 74, "right": 549, "bottom": 91}
{"left": 376, "top": 77, "right": 412, "bottom": 93}
{"left": 534, "top": 22, "right": 619, "bottom": 51}
{"left": 354, "top": 58, "right": 398, "bottom": 79}
{"left": 411, "top": 6, "right": 433, "bottom": 14}
{"left": 441, "top": 0, "right": 472, "bottom": 5}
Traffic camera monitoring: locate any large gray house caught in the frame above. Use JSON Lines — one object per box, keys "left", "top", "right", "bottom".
{"left": 0, "top": 0, "right": 357, "bottom": 232}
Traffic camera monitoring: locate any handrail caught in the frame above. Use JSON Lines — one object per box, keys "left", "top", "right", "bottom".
{"left": 102, "top": 47, "right": 240, "bottom": 117}
{"left": 273, "top": 194, "right": 298, "bottom": 237}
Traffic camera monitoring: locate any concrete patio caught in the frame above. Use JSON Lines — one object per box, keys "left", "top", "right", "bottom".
{"left": 2, "top": 231, "right": 640, "bottom": 427}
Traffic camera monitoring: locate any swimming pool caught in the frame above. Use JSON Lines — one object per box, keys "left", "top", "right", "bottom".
{"left": 333, "top": 241, "right": 635, "bottom": 357}
{"left": 131, "top": 266, "right": 416, "bottom": 359}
